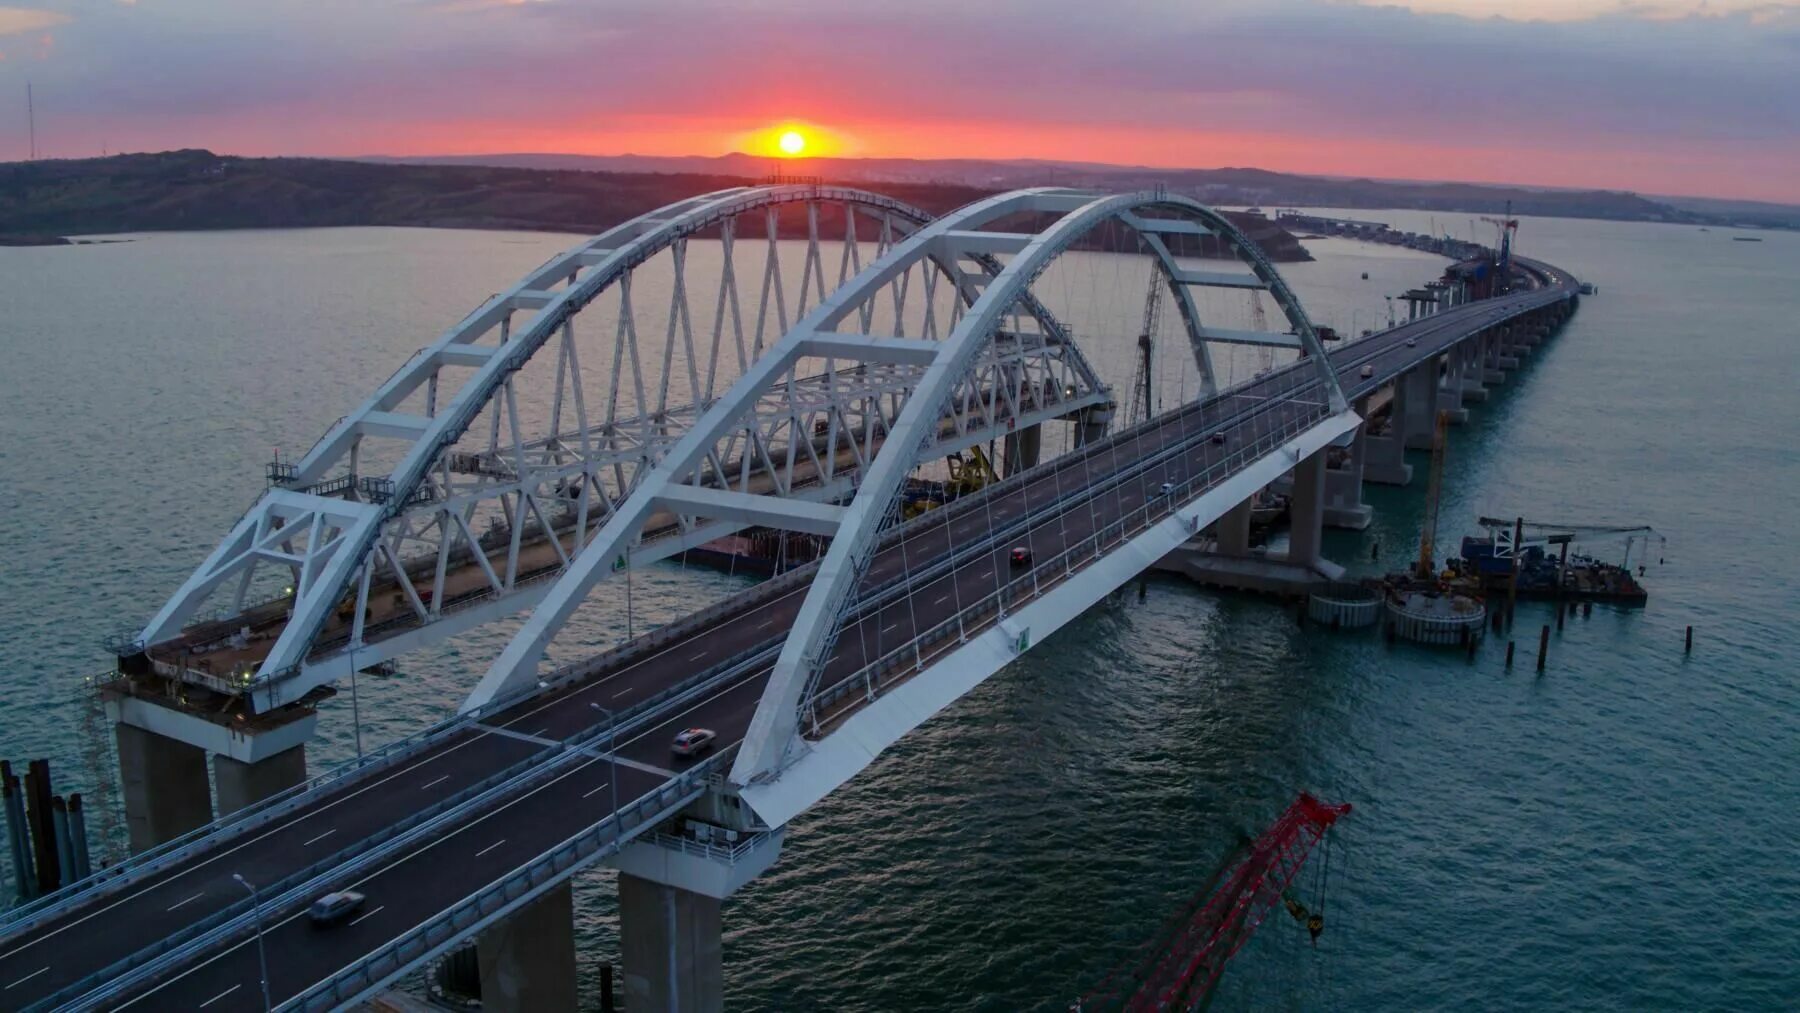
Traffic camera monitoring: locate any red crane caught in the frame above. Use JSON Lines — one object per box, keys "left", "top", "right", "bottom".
{"left": 1077, "top": 794, "right": 1352, "bottom": 1012}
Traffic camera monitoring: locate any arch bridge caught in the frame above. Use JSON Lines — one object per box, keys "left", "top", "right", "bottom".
{"left": 15, "top": 183, "right": 1578, "bottom": 1012}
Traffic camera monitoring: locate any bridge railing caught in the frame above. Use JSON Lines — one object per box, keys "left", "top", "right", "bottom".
{"left": 290, "top": 751, "right": 737, "bottom": 1011}
{"left": 803, "top": 389, "right": 1333, "bottom": 732}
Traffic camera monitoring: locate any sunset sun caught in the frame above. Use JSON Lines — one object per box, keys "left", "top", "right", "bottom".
{"left": 777, "top": 130, "right": 807, "bottom": 156}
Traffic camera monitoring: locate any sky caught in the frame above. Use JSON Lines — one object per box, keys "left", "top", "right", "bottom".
{"left": 1, "top": 0, "right": 1796, "bottom": 203}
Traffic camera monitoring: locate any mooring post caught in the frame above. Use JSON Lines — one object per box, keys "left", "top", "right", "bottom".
{"left": 1685, "top": 625, "right": 1693, "bottom": 653}
{"left": 1536, "top": 625, "right": 1550, "bottom": 672}
{"left": 1505, "top": 641, "right": 1515, "bottom": 668}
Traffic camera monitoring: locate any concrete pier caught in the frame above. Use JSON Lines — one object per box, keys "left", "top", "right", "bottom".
{"left": 1002, "top": 423, "right": 1042, "bottom": 477}
{"left": 1322, "top": 417, "right": 1372, "bottom": 530}
{"left": 115, "top": 723, "right": 211, "bottom": 854}
{"left": 213, "top": 745, "right": 306, "bottom": 817}
{"left": 619, "top": 873, "right": 724, "bottom": 1013}
{"left": 477, "top": 882, "right": 579, "bottom": 1013}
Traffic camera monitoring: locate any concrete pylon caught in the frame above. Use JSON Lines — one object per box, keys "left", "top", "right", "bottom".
{"left": 619, "top": 873, "right": 724, "bottom": 1013}
{"left": 477, "top": 882, "right": 580, "bottom": 1013}
{"left": 1214, "top": 496, "right": 1254, "bottom": 555}
{"left": 115, "top": 723, "right": 212, "bottom": 854}
{"left": 213, "top": 745, "right": 306, "bottom": 817}
{"left": 1399, "top": 364, "right": 1438, "bottom": 449}
{"left": 1285, "top": 448, "right": 1326, "bottom": 569}
{"left": 1322, "top": 418, "right": 1372, "bottom": 530}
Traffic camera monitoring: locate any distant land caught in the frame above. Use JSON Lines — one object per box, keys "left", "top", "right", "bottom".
{"left": 363, "top": 151, "right": 1800, "bottom": 230}
{"left": 0, "top": 150, "right": 1310, "bottom": 261}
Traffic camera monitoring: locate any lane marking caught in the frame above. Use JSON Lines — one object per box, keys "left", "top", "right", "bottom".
{"left": 613, "top": 687, "right": 632, "bottom": 699}
{"left": 302, "top": 829, "right": 337, "bottom": 847}
{"left": 198, "top": 984, "right": 241, "bottom": 1008}
{"left": 420, "top": 775, "right": 450, "bottom": 791}
{"left": 934, "top": 595, "right": 949, "bottom": 605}
{"left": 531, "top": 727, "right": 549, "bottom": 737}
{"left": 349, "top": 905, "right": 385, "bottom": 927}
{"left": 165, "top": 891, "right": 204, "bottom": 912}
{"left": 582, "top": 783, "right": 610, "bottom": 799}
{"left": 881, "top": 623, "right": 899, "bottom": 634}
{"left": 5, "top": 966, "right": 49, "bottom": 989}
{"left": 689, "top": 652, "right": 707, "bottom": 662}
{"left": 475, "top": 839, "right": 507, "bottom": 858}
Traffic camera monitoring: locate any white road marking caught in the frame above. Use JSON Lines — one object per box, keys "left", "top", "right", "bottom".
{"left": 882, "top": 623, "right": 899, "bottom": 634}
{"left": 979, "top": 570, "right": 992, "bottom": 579}
{"left": 934, "top": 595, "right": 949, "bottom": 605}
{"left": 613, "top": 687, "right": 632, "bottom": 698}
{"left": 475, "top": 839, "right": 507, "bottom": 858}
{"left": 420, "top": 775, "right": 450, "bottom": 790}
{"left": 689, "top": 652, "right": 707, "bottom": 662}
{"left": 302, "top": 829, "right": 337, "bottom": 847}
{"left": 197, "top": 984, "right": 240, "bottom": 1008}
{"left": 582, "top": 783, "right": 610, "bottom": 799}
{"left": 5, "top": 966, "right": 49, "bottom": 989}
{"left": 531, "top": 727, "right": 549, "bottom": 737}
{"left": 165, "top": 891, "right": 204, "bottom": 912}
{"left": 349, "top": 905, "right": 385, "bottom": 927}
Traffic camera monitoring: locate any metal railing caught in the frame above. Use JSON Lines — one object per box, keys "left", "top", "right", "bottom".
{"left": 290, "top": 752, "right": 736, "bottom": 1012}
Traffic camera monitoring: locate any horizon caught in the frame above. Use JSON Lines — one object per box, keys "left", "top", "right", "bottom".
{"left": 2, "top": 2, "right": 1797, "bottom": 203}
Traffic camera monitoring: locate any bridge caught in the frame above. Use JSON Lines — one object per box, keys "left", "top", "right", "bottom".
{"left": 0, "top": 185, "right": 1577, "bottom": 1011}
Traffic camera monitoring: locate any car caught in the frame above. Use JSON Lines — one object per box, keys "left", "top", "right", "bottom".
{"left": 1360, "top": 363, "right": 1375, "bottom": 379}
{"left": 1159, "top": 481, "right": 1176, "bottom": 496}
{"left": 671, "top": 727, "right": 717, "bottom": 757}
{"left": 1009, "top": 546, "right": 1033, "bottom": 567}
{"left": 1405, "top": 337, "right": 1418, "bottom": 347}
{"left": 309, "top": 890, "right": 366, "bottom": 926}
{"left": 1210, "top": 431, "right": 1227, "bottom": 445}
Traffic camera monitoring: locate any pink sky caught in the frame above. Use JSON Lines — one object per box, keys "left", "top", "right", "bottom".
{"left": 3, "top": 0, "right": 1797, "bottom": 203}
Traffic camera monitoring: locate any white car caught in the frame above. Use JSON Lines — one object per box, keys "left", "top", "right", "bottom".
{"left": 1159, "top": 482, "right": 1176, "bottom": 496}
{"left": 672, "top": 727, "right": 717, "bottom": 757}
{"left": 1405, "top": 337, "right": 1418, "bottom": 347}
{"left": 1360, "top": 364, "right": 1375, "bottom": 379}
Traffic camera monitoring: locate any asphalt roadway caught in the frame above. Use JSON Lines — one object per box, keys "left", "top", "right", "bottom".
{"left": 0, "top": 278, "right": 1572, "bottom": 1011}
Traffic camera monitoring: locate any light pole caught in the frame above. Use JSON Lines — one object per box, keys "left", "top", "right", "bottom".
{"left": 232, "top": 873, "right": 273, "bottom": 1013}
{"left": 590, "top": 703, "right": 619, "bottom": 828}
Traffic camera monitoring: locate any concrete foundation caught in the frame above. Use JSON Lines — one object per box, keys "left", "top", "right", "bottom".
{"left": 213, "top": 745, "right": 307, "bottom": 817}
{"left": 1400, "top": 364, "right": 1439, "bottom": 449}
{"left": 1362, "top": 434, "right": 1412, "bottom": 486}
{"left": 115, "top": 722, "right": 212, "bottom": 854}
{"left": 1214, "top": 496, "right": 1254, "bottom": 555}
{"left": 620, "top": 873, "right": 724, "bottom": 1013}
{"left": 1286, "top": 449, "right": 1326, "bottom": 568}
{"left": 477, "top": 881, "right": 579, "bottom": 1013}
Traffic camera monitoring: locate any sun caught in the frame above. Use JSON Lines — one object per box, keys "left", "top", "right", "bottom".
{"left": 777, "top": 130, "right": 807, "bottom": 156}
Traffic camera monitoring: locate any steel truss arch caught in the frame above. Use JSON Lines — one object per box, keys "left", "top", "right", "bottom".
{"left": 135, "top": 184, "right": 950, "bottom": 710}
{"left": 728, "top": 189, "right": 1344, "bottom": 784}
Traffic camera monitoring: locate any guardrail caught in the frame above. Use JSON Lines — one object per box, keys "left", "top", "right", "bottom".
{"left": 803, "top": 393, "right": 1330, "bottom": 730}
{"left": 289, "top": 751, "right": 736, "bottom": 1012}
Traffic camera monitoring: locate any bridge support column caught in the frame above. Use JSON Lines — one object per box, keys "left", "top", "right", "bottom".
{"left": 1215, "top": 496, "right": 1254, "bottom": 555}
{"left": 1437, "top": 353, "right": 1468, "bottom": 424}
{"left": 619, "top": 874, "right": 723, "bottom": 1013}
{"left": 477, "top": 882, "right": 579, "bottom": 1013}
{"left": 213, "top": 745, "right": 306, "bottom": 817}
{"left": 1400, "top": 364, "right": 1438, "bottom": 449}
{"left": 115, "top": 723, "right": 211, "bottom": 854}
{"left": 1003, "top": 423, "right": 1042, "bottom": 477}
{"left": 1283, "top": 448, "right": 1327, "bottom": 571}
{"left": 1322, "top": 410, "right": 1371, "bottom": 530}
{"left": 1459, "top": 338, "right": 1489, "bottom": 402}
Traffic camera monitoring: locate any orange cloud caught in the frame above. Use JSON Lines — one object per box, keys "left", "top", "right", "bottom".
{"left": 0, "top": 6, "right": 67, "bottom": 37}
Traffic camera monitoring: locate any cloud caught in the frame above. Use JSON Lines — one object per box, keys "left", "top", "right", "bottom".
{"left": 1341, "top": 0, "right": 1800, "bottom": 22}
{"left": 0, "top": 6, "right": 68, "bottom": 37}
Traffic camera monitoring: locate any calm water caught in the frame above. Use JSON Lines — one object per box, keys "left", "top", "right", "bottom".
{"left": 1, "top": 214, "right": 1795, "bottom": 1010}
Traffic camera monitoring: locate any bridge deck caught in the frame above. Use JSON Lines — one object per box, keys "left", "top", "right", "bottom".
{"left": 0, "top": 280, "right": 1573, "bottom": 1010}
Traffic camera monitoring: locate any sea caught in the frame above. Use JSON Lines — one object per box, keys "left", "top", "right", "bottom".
{"left": 0, "top": 209, "right": 1794, "bottom": 1010}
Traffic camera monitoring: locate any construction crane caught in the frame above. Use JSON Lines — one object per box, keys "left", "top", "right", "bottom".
{"left": 1129, "top": 267, "right": 1161, "bottom": 425}
{"left": 1416, "top": 410, "right": 1451, "bottom": 580}
{"left": 1481, "top": 200, "right": 1519, "bottom": 291}
{"left": 1076, "top": 795, "right": 1353, "bottom": 1013}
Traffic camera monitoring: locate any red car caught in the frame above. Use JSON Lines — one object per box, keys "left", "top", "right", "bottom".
{"left": 1009, "top": 546, "right": 1033, "bottom": 567}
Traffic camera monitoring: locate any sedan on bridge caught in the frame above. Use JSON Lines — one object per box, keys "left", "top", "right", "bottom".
{"left": 672, "top": 727, "right": 717, "bottom": 758}
{"left": 308, "top": 890, "right": 366, "bottom": 927}
{"left": 1010, "top": 546, "right": 1033, "bottom": 567}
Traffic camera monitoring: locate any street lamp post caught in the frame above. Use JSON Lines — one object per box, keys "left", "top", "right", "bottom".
{"left": 232, "top": 873, "right": 273, "bottom": 1013}
{"left": 590, "top": 703, "right": 620, "bottom": 828}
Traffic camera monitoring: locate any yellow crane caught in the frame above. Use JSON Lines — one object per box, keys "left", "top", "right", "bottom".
{"left": 1416, "top": 410, "right": 1450, "bottom": 581}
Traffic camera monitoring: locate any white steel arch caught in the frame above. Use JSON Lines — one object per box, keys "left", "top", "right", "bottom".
{"left": 469, "top": 187, "right": 1341, "bottom": 749}
{"left": 133, "top": 184, "right": 945, "bottom": 711}
{"left": 729, "top": 189, "right": 1344, "bottom": 784}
